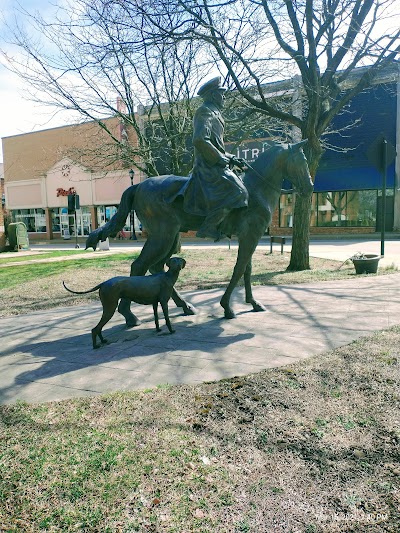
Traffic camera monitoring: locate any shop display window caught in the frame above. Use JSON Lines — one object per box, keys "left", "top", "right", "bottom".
{"left": 13, "top": 208, "right": 46, "bottom": 232}
{"left": 279, "top": 190, "right": 379, "bottom": 228}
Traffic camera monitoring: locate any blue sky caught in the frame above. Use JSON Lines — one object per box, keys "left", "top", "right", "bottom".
{"left": 0, "top": 0, "right": 70, "bottom": 162}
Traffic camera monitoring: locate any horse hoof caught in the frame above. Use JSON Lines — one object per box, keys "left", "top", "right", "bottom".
{"left": 253, "top": 303, "right": 266, "bottom": 312}
{"left": 224, "top": 309, "right": 236, "bottom": 319}
{"left": 126, "top": 318, "right": 141, "bottom": 328}
{"left": 183, "top": 305, "right": 196, "bottom": 316}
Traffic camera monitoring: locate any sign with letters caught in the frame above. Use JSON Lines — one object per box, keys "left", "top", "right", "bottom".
{"left": 56, "top": 187, "right": 77, "bottom": 197}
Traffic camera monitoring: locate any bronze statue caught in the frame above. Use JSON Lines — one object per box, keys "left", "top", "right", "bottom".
{"left": 181, "top": 77, "right": 248, "bottom": 241}
{"left": 63, "top": 257, "right": 186, "bottom": 348}
{"left": 86, "top": 141, "right": 313, "bottom": 324}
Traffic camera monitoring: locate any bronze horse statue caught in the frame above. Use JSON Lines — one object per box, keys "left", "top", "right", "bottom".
{"left": 86, "top": 141, "right": 313, "bottom": 325}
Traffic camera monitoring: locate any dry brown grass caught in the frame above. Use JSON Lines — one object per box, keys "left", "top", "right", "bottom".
{"left": 1, "top": 327, "right": 399, "bottom": 531}
{"left": 1, "top": 250, "right": 399, "bottom": 531}
{"left": 0, "top": 248, "right": 383, "bottom": 318}
{"left": 189, "top": 329, "right": 400, "bottom": 532}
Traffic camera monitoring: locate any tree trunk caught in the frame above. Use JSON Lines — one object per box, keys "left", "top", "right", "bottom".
{"left": 287, "top": 134, "right": 322, "bottom": 271}
{"left": 287, "top": 192, "right": 312, "bottom": 271}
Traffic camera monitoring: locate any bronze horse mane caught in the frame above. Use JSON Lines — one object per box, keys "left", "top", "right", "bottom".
{"left": 86, "top": 141, "right": 313, "bottom": 323}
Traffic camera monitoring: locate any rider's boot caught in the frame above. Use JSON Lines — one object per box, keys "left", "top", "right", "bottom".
{"left": 196, "top": 209, "right": 230, "bottom": 241}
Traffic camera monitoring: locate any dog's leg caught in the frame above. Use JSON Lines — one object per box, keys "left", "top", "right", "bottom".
{"left": 92, "top": 298, "right": 118, "bottom": 349}
{"left": 152, "top": 302, "right": 162, "bottom": 332}
{"left": 117, "top": 241, "right": 170, "bottom": 328}
{"left": 160, "top": 299, "right": 175, "bottom": 334}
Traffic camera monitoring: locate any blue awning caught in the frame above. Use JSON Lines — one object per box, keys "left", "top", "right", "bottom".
{"left": 314, "top": 162, "right": 395, "bottom": 192}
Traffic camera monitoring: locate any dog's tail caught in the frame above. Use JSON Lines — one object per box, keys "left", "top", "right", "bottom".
{"left": 62, "top": 281, "right": 102, "bottom": 295}
{"left": 85, "top": 184, "right": 138, "bottom": 250}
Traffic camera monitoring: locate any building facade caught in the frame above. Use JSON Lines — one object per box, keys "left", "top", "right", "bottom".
{"left": 0, "top": 163, "right": 5, "bottom": 249}
{"left": 2, "top": 119, "right": 141, "bottom": 241}
{"left": 229, "top": 68, "right": 400, "bottom": 235}
{"left": 2, "top": 66, "right": 399, "bottom": 241}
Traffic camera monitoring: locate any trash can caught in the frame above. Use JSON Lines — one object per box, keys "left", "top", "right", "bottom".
{"left": 62, "top": 228, "right": 71, "bottom": 240}
{"left": 8, "top": 222, "right": 30, "bottom": 251}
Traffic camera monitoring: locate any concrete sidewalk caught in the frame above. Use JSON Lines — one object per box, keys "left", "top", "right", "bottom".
{"left": 7, "top": 235, "right": 400, "bottom": 269}
{"left": 309, "top": 239, "right": 400, "bottom": 268}
{"left": 1, "top": 273, "right": 399, "bottom": 405}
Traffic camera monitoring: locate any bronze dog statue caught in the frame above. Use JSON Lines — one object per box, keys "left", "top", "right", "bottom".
{"left": 63, "top": 257, "right": 186, "bottom": 349}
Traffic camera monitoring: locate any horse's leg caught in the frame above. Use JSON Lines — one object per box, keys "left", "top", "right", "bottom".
{"left": 149, "top": 233, "right": 196, "bottom": 316}
{"left": 220, "top": 236, "right": 259, "bottom": 319}
{"left": 171, "top": 288, "right": 196, "bottom": 315}
{"left": 148, "top": 232, "right": 180, "bottom": 274}
{"left": 118, "top": 242, "right": 159, "bottom": 327}
{"left": 244, "top": 259, "right": 266, "bottom": 312}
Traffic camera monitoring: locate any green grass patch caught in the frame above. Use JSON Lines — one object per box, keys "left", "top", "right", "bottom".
{"left": 0, "top": 253, "right": 138, "bottom": 288}
{"left": 0, "top": 248, "right": 390, "bottom": 317}
{"left": 0, "top": 249, "right": 88, "bottom": 264}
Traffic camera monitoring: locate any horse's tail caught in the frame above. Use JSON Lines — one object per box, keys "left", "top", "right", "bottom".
{"left": 63, "top": 280, "right": 103, "bottom": 295}
{"left": 86, "top": 184, "right": 138, "bottom": 250}
{"left": 104, "top": 184, "right": 138, "bottom": 236}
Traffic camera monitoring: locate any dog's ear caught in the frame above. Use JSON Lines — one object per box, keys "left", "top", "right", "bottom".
{"left": 165, "top": 258, "right": 171, "bottom": 269}
{"left": 181, "top": 258, "right": 186, "bottom": 269}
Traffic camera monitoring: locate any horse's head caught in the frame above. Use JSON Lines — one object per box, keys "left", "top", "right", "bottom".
{"left": 286, "top": 140, "right": 313, "bottom": 197}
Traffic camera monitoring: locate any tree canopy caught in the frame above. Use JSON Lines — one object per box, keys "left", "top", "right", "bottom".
{"left": 2, "top": 0, "right": 400, "bottom": 268}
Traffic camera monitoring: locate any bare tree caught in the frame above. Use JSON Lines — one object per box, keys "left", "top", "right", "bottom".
{"left": 137, "top": 0, "right": 400, "bottom": 269}
{"left": 321, "top": 191, "right": 357, "bottom": 226}
{"left": 2, "top": 0, "right": 203, "bottom": 177}
{"left": 3, "top": 1, "right": 399, "bottom": 267}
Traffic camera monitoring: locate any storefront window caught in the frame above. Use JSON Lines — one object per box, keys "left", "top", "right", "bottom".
{"left": 13, "top": 208, "right": 46, "bottom": 232}
{"left": 310, "top": 194, "right": 318, "bottom": 227}
{"left": 279, "top": 194, "right": 294, "bottom": 227}
{"left": 318, "top": 192, "right": 349, "bottom": 226}
{"left": 353, "top": 190, "right": 378, "bottom": 226}
{"left": 279, "top": 190, "right": 378, "bottom": 228}
{"left": 279, "top": 193, "right": 318, "bottom": 228}
{"left": 97, "top": 205, "right": 130, "bottom": 231}
{"left": 52, "top": 209, "right": 61, "bottom": 232}
{"left": 316, "top": 190, "right": 377, "bottom": 227}
{"left": 52, "top": 207, "right": 92, "bottom": 236}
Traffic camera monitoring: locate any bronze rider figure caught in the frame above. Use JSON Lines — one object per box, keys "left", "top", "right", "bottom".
{"left": 182, "top": 76, "right": 248, "bottom": 241}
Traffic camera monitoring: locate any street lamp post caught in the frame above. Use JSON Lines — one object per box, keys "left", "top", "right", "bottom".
{"left": 129, "top": 169, "right": 137, "bottom": 240}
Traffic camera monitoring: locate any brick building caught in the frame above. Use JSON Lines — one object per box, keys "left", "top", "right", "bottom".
{"left": 2, "top": 118, "right": 141, "bottom": 242}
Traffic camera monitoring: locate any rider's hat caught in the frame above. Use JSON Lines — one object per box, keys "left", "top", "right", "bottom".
{"left": 197, "top": 76, "right": 227, "bottom": 97}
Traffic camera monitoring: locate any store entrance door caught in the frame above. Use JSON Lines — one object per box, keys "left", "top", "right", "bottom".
{"left": 60, "top": 210, "right": 92, "bottom": 238}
